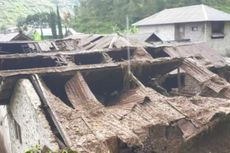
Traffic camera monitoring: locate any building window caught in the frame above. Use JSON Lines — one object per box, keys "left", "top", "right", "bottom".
{"left": 14, "top": 120, "right": 22, "bottom": 144}
{"left": 191, "top": 26, "right": 198, "bottom": 31}
{"left": 211, "top": 21, "right": 225, "bottom": 39}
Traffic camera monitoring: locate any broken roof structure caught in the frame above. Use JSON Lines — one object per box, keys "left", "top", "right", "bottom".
{"left": 0, "top": 32, "right": 32, "bottom": 42}
{"left": 128, "top": 32, "right": 162, "bottom": 43}
{"left": 1, "top": 34, "right": 230, "bottom": 153}
{"left": 163, "top": 43, "right": 226, "bottom": 67}
{"left": 133, "top": 4, "right": 230, "bottom": 26}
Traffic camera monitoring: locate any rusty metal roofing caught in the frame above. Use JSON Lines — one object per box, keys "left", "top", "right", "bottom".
{"left": 181, "top": 58, "right": 230, "bottom": 96}
{"left": 164, "top": 43, "right": 227, "bottom": 68}
{"left": 39, "top": 73, "right": 230, "bottom": 152}
{"left": 0, "top": 36, "right": 230, "bottom": 152}
{"left": 78, "top": 34, "right": 154, "bottom": 50}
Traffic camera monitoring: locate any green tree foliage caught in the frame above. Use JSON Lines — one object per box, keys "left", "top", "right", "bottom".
{"left": 71, "top": 0, "right": 230, "bottom": 34}
{"left": 18, "top": 10, "right": 64, "bottom": 39}
{"left": 57, "top": 5, "right": 63, "bottom": 39}
{"left": 49, "top": 11, "right": 58, "bottom": 39}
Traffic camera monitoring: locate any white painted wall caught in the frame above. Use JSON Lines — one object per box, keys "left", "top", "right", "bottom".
{"left": 2, "top": 79, "right": 59, "bottom": 153}
{"left": 138, "top": 24, "right": 175, "bottom": 41}
{"left": 0, "top": 106, "right": 11, "bottom": 153}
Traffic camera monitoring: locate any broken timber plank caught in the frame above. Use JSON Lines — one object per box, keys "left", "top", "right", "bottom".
{"left": 0, "top": 48, "right": 135, "bottom": 60}
{"left": 0, "top": 63, "right": 120, "bottom": 78}
{"left": 30, "top": 74, "right": 72, "bottom": 147}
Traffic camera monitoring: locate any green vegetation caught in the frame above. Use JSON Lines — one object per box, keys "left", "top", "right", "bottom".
{"left": 72, "top": 0, "right": 230, "bottom": 34}
{"left": 3, "top": 0, "right": 230, "bottom": 34}
{"left": 0, "top": 0, "right": 76, "bottom": 29}
{"left": 19, "top": 6, "right": 65, "bottom": 40}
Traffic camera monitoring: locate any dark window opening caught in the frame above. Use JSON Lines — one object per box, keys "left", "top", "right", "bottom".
{"left": 42, "top": 75, "right": 73, "bottom": 108}
{"left": 191, "top": 26, "right": 198, "bottom": 31}
{"left": 83, "top": 68, "right": 138, "bottom": 106}
{"left": 75, "top": 53, "right": 105, "bottom": 65}
{"left": 146, "top": 47, "right": 170, "bottom": 58}
{"left": 211, "top": 22, "right": 225, "bottom": 39}
{"left": 0, "top": 57, "right": 59, "bottom": 70}
{"left": 107, "top": 50, "right": 134, "bottom": 62}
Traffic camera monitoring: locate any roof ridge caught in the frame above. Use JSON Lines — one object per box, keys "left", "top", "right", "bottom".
{"left": 202, "top": 4, "right": 208, "bottom": 20}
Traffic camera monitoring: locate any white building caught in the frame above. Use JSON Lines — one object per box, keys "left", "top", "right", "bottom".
{"left": 133, "top": 4, "right": 230, "bottom": 55}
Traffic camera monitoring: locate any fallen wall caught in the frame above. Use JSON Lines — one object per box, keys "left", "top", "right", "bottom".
{"left": 7, "top": 79, "right": 59, "bottom": 153}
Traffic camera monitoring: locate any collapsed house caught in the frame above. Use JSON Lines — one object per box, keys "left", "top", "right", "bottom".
{"left": 0, "top": 32, "right": 32, "bottom": 42}
{"left": 0, "top": 35, "right": 230, "bottom": 153}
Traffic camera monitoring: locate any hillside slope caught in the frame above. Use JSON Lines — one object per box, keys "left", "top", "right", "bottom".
{"left": 0, "top": 0, "right": 77, "bottom": 27}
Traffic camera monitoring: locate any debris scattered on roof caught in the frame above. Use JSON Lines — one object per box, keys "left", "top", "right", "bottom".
{"left": 0, "top": 34, "right": 230, "bottom": 153}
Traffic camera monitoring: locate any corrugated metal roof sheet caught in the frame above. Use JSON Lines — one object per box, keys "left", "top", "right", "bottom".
{"left": 78, "top": 34, "right": 154, "bottom": 50}
{"left": 134, "top": 4, "right": 230, "bottom": 26}
{"left": 164, "top": 43, "right": 227, "bottom": 68}
{"left": 0, "top": 33, "right": 31, "bottom": 41}
{"left": 181, "top": 58, "right": 229, "bottom": 94}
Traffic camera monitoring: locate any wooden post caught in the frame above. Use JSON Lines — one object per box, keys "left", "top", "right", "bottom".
{"left": 177, "top": 68, "right": 182, "bottom": 92}
{"left": 30, "top": 74, "right": 72, "bottom": 147}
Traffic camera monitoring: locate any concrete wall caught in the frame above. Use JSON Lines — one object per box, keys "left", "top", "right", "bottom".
{"left": 1, "top": 79, "right": 59, "bottom": 153}
{"left": 205, "top": 22, "right": 230, "bottom": 55}
{"left": 138, "top": 23, "right": 205, "bottom": 42}
{"left": 138, "top": 21, "right": 230, "bottom": 55}
{"left": 183, "top": 75, "right": 201, "bottom": 94}
{"left": 0, "top": 106, "right": 11, "bottom": 153}
{"left": 183, "top": 22, "right": 205, "bottom": 42}
{"left": 138, "top": 24, "right": 175, "bottom": 41}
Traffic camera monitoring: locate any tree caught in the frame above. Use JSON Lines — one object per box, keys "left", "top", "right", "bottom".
{"left": 57, "top": 5, "right": 63, "bottom": 39}
{"left": 71, "top": 0, "right": 230, "bottom": 34}
{"left": 17, "top": 11, "right": 60, "bottom": 39}
{"left": 21, "top": 12, "right": 50, "bottom": 39}
{"left": 49, "top": 11, "right": 58, "bottom": 39}
{"left": 0, "top": 25, "right": 7, "bottom": 34}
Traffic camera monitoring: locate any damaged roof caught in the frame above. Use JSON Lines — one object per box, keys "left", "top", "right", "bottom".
{"left": 77, "top": 34, "right": 154, "bottom": 50}
{"left": 0, "top": 32, "right": 32, "bottom": 41}
{"left": 0, "top": 34, "right": 230, "bottom": 152}
{"left": 163, "top": 42, "right": 227, "bottom": 68}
